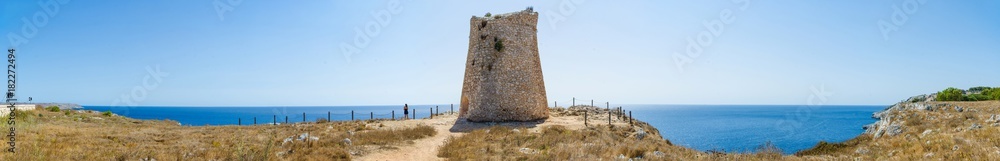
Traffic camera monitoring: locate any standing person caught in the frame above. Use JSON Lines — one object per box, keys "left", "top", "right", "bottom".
{"left": 403, "top": 104, "right": 409, "bottom": 120}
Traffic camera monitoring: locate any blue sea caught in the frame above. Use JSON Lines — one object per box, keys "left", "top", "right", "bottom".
{"left": 82, "top": 105, "right": 451, "bottom": 126}
{"left": 83, "top": 104, "right": 883, "bottom": 154}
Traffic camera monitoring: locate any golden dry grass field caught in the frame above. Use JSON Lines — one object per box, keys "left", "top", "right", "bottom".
{"left": 0, "top": 107, "right": 434, "bottom": 161}
{"left": 1, "top": 101, "right": 998, "bottom": 160}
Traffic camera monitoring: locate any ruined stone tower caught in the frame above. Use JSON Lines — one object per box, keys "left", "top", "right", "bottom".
{"left": 459, "top": 9, "right": 548, "bottom": 122}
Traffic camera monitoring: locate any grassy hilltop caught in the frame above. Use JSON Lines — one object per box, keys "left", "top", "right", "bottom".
{"left": 1, "top": 87, "right": 998, "bottom": 160}
{"left": 0, "top": 108, "right": 434, "bottom": 160}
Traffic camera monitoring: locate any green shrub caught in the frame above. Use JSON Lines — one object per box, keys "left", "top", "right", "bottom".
{"left": 964, "top": 94, "right": 992, "bottom": 101}
{"left": 968, "top": 86, "right": 992, "bottom": 93}
{"left": 937, "top": 87, "right": 964, "bottom": 101}
{"left": 983, "top": 88, "right": 1000, "bottom": 100}
{"left": 484, "top": 12, "right": 491, "bottom": 17}
{"left": 493, "top": 38, "right": 504, "bottom": 51}
{"left": 102, "top": 111, "right": 113, "bottom": 117}
{"left": 909, "top": 96, "right": 927, "bottom": 103}
{"left": 45, "top": 106, "right": 60, "bottom": 112}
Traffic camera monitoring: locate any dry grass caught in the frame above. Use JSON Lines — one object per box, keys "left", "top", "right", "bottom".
{"left": 3, "top": 100, "right": 997, "bottom": 160}
{"left": 438, "top": 101, "right": 1000, "bottom": 160}
{"left": 0, "top": 108, "right": 436, "bottom": 160}
{"left": 437, "top": 122, "right": 812, "bottom": 160}
{"left": 438, "top": 125, "right": 683, "bottom": 160}
{"left": 353, "top": 124, "right": 435, "bottom": 146}
{"left": 795, "top": 135, "right": 871, "bottom": 156}
{"left": 437, "top": 125, "right": 833, "bottom": 161}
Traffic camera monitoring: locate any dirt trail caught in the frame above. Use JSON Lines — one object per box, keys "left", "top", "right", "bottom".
{"left": 354, "top": 114, "right": 460, "bottom": 161}
{"left": 356, "top": 110, "right": 633, "bottom": 161}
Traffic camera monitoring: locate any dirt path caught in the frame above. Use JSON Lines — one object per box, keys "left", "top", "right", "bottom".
{"left": 356, "top": 110, "right": 633, "bottom": 161}
{"left": 354, "top": 114, "right": 461, "bottom": 161}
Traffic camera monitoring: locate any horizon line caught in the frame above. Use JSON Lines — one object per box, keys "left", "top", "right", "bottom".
{"left": 75, "top": 103, "right": 891, "bottom": 107}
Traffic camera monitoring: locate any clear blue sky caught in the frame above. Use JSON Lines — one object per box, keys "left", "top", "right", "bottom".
{"left": 3, "top": 0, "right": 998, "bottom": 106}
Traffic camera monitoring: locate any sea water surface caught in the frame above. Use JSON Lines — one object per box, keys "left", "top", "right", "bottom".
{"left": 628, "top": 105, "right": 884, "bottom": 154}
{"left": 83, "top": 105, "right": 448, "bottom": 126}
{"left": 83, "top": 104, "right": 884, "bottom": 154}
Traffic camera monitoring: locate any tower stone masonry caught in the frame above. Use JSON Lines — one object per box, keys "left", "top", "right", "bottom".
{"left": 459, "top": 9, "right": 548, "bottom": 122}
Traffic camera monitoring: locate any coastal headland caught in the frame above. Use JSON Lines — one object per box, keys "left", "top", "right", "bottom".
{"left": 2, "top": 92, "right": 998, "bottom": 160}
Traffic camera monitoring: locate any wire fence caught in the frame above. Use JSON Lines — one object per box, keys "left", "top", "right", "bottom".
{"left": 233, "top": 104, "right": 459, "bottom": 126}
{"left": 551, "top": 97, "right": 638, "bottom": 127}
{"left": 227, "top": 99, "right": 639, "bottom": 127}
{"left": 552, "top": 97, "right": 618, "bottom": 108}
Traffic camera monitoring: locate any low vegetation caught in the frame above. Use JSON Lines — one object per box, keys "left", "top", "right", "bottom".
{"left": 440, "top": 125, "right": 675, "bottom": 160}
{"left": 438, "top": 100, "right": 1000, "bottom": 160}
{"left": 937, "top": 86, "right": 1000, "bottom": 101}
{"left": 439, "top": 106, "right": 819, "bottom": 160}
{"left": 45, "top": 106, "right": 60, "bottom": 112}
{"left": 795, "top": 135, "right": 872, "bottom": 156}
{"left": 0, "top": 108, "right": 435, "bottom": 160}
{"left": 494, "top": 38, "right": 504, "bottom": 52}
{"left": 101, "top": 110, "right": 113, "bottom": 116}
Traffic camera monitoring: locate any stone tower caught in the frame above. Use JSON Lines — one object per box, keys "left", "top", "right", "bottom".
{"left": 459, "top": 9, "right": 548, "bottom": 122}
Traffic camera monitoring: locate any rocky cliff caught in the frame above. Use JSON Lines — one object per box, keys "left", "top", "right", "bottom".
{"left": 864, "top": 94, "right": 1000, "bottom": 139}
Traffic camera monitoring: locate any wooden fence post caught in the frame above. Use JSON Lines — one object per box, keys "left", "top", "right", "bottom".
{"left": 591, "top": 99, "right": 593, "bottom": 106}
{"left": 285, "top": 116, "right": 288, "bottom": 124}
{"left": 351, "top": 110, "right": 354, "bottom": 120}
{"left": 584, "top": 111, "right": 587, "bottom": 126}
{"left": 303, "top": 112, "right": 306, "bottom": 123}
{"left": 328, "top": 111, "right": 331, "bottom": 121}
{"left": 273, "top": 115, "right": 276, "bottom": 125}
{"left": 370, "top": 112, "right": 373, "bottom": 120}
{"left": 238, "top": 118, "right": 241, "bottom": 126}
{"left": 254, "top": 117, "right": 257, "bottom": 125}
{"left": 392, "top": 110, "right": 395, "bottom": 120}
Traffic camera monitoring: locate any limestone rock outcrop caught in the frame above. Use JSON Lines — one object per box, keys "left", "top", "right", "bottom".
{"left": 459, "top": 9, "right": 548, "bottom": 122}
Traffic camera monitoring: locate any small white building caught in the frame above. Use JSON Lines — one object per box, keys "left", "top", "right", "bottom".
{"left": 0, "top": 104, "right": 37, "bottom": 116}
